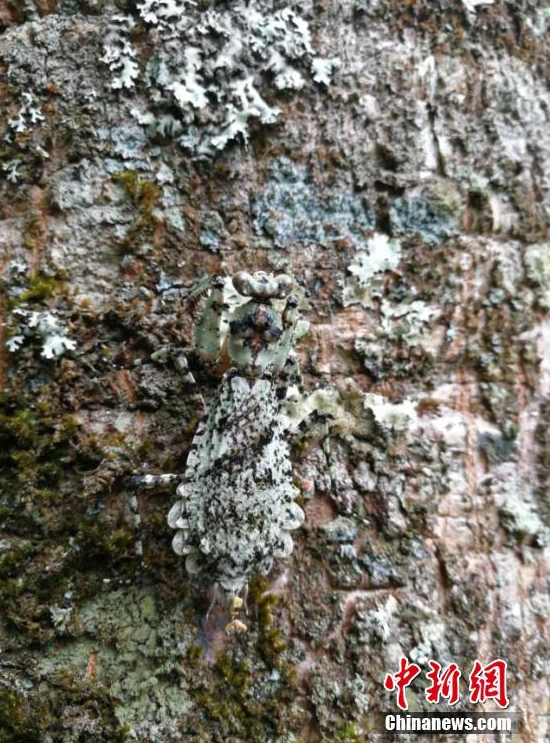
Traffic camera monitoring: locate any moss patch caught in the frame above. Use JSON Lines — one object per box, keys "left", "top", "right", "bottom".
{"left": 17, "top": 272, "right": 67, "bottom": 304}
{"left": 0, "top": 671, "right": 128, "bottom": 743}
{"left": 112, "top": 171, "right": 161, "bottom": 255}
{"left": 0, "top": 389, "right": 77, "bottom": 489}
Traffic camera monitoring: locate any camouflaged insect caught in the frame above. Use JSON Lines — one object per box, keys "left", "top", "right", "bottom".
{"left": 130, "top": 271, "right": 325, "bottom": 629}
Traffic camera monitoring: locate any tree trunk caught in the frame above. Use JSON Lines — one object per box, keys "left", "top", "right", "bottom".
{"left": 0, "top": 1, "right": 549, "bottom": 741}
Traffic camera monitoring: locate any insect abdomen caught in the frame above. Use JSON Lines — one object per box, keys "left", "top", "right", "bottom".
{"left": 168, "top": 372, "right": 304, "bottom": 592}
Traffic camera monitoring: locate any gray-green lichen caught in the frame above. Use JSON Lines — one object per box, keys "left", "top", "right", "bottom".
{"left": 363, "top": 394, "right": 418, "bottom": 433}
{"left": 525, "top": 242, "right": 550, "bottom": 309}
{"left": 389, "top": 197, "right": 459, "bottom": 246}
{"left": 253, "top": 158, "right": 374, "bottom": 249}
{"left": 494, "top": 466, "right": 550, "bottom": 548}
{"left": 35, "top": 589, "right": 195, "bottom": 741}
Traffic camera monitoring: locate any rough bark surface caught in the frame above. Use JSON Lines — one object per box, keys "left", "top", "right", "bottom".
{"left": 0, "top": 1, "right": 549, "bottom": 742}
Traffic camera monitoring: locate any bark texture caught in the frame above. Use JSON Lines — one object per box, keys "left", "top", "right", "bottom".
{"left": 0, "top": 1, "right": 549, "bottom": 742}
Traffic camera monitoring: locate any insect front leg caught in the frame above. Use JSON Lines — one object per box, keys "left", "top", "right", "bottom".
{"left": 194, "top": 275, "right": 227, "bottom": 365}
{"left": 115, "top": 341, "right": 207, "bottom": 421}
{"left": 128, "top": 473, "right": 185, "bottom": 491}
{"left": 275, "top": 351, "right": 303, "bottom": 402}
{"left": 272, "top": 294, "right": 300, "bottom": 375}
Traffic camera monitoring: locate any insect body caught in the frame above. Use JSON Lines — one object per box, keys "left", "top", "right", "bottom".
{"left": 129, "top": 271, "right": 333, "bottom": 629}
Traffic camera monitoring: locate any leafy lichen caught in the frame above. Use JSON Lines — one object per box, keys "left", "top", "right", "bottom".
{"left": 102, "top": 3, "right": 339, "bottom": 156}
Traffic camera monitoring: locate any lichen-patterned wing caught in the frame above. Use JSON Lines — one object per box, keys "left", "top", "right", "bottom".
{"left": 167, "top": 370, "right": 304, "bottom": 593}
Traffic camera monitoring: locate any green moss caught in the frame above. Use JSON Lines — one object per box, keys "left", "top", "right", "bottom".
{"left": 0, "top": 381, "right": 139, "bottom": 638}
{"left": 0, "top": 687, "right": 47, "bottom": 743}
{"left": 18, "top": 272, "right": 67, "bottom": 303}
{"left": 112, "top": 171, "right": 161, "bottom": 254}
{"left": 249, "top": 576, "right": 289, "bottom": 668}
{"left": 215, "top": 651, "right": 251, "bottom": 694}
{"left": 70, "top": 521, "right": 134, "bottom": 568}
{"left": 185, "top": 643, "right": 203, "bottom": 666}
{"left": 0, "top": 389, "right": 78, "bottom": 487}
{"left": 328, "top": 723, "right": 363, "bottom": 743}
{"left": 185, "top": 597, "right": 301, "bottom": 743}
{"left": 0, "top": 520, "right": 134, "bottom": 639}
{"left": 22, "top": 218, "right": 43, "bottom": 253}
{"left": 113, "top": 170, "right": 159, "bottom": 211}
{"left": 177, "top": 581, "right": 302, "bottom": 741}
{"left": 0, "top": 539, "right": 39, "bottom": 629}
{"left": 0, "top": 541, "right": 33, "bottom": 576}
{"left": 0, "top": 672, "right": 129, "bottom": 743}
{"left": 192, "top": 649, "right": 294, "bottom": 743}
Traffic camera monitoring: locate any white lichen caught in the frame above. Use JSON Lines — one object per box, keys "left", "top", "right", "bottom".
{"left": 3, "top": 92, "right": 46, "bottom": 184}
{"left": 137, "top": 0, "right": 196, "bottom": 29}
{"left": 6, "top": 336, "right": 24, "bottom": 353}
{"left": 103, "top": 2, "right": 339, "bottom": 156}
{"left": 525, "top": 242, "right": 550, "bottom": 309}
{"left": 355, "top": 595, "right": 399, "bottom": 645}
{"left": 462, "top": 0, "right": 494, "bottom": 13}
{"left": 370, "top": 595, "right": 399, "bottom": 642}
{"left": 380, "top": 298, "right": 436, "bottom": 341}
{"left": 8, "top": 92, "right": 44, "bottom": 133}
{"left": 282, "top": 385, "right": 349, "bottom": 435}
{"left": 101, "top": 15, "right": 140, "bottom": 90}
{"left": 363, "top": 393, "right": 417, "bottom": 432}
{"left": 496, "top": 465, "right": 550, "bottom": 546}
{"left": 9, "top": 260, "right": 28, "bottom": 275}
{"left": 9, "top": 309, "right": 76, "bottom": 360}
{"left": 343, "top": 233, "right": 402, "bottom": 307}
{"left": 311, "top": 56, "right": 341, "bottom": 85}
{"left": 409, "top": 618, "right": 448, "bottom": 666}
{"left": 50, "top": 606, "right": 74, "bottom": 632}
{"left": 2, "top": 160, "right": 22, "bottom": 183}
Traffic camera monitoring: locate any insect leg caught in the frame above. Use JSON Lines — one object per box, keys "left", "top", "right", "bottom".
{"left": 205, "top": 582, "right": 220, "bottom": 620}
{"left": 128, "top": 474, "right": 183, "bottom": 490}
{"left": 124, "top": 345, "right": 206, "bottom": 423}
{"left": 241, "top": 583, "right": 249, "bottom": 614}
{"left": 275, "top": 351, "right": 303, "bottom": 401}
{"left": 272, "top": 294, "right": 300, "bottom": 374}
{"left": 123, "top": 350, "right": 203, "bottom": 570}
{"left": 127, "top": 490, "right": 145, "bottom": 573}
{"left": 114, "top": 345, "right": 206, "bottom": 421}
{"left": 194, "top": 275, "right": 226, "bottom": 364}
{"left": 126, "top": 474, "right": 184, "bottom": 571}
{"left": 169, "top": 348, "right": 207, "bottom": 422}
